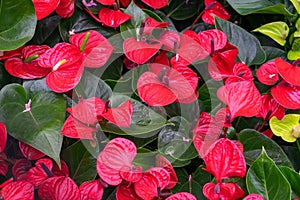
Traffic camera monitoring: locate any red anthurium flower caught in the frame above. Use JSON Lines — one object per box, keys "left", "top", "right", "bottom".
{"left": 12, "top": 159, "right": 32, "bottom": 180}
{"left": 137, "top": 63, "right": 198, "bottom": 106}
{"left": 101, "top": 100, "right": 133, "bottom": 128}
{"left": 70, "top": 30, "right": 114, "bottom": 68}
{"left": 120, "top": 165, "right": 143, "bottom": 182}
{"left": 256, "top": 60, "right": 279, "bottom": 85}
{"left": 123, "top": 37, "right": 162, "bottom": 65}
{"left": 56, "top": 0, "right": 75, "bottom": 18}
{"left": 217, "top": 80, "right": 261, "bottom": 119}
{"left": 0, "top": 180, "right": 34, "bottom": 200}
{"left": 38, "top": 176, "right": 80, "bottom": 200}
{"left": 0, "top": 153, "right": 8, "bottom": 176}
{"left": 97, "top": 138, "right": 138, "bottom": 185}
{"left": 243, "top": 194, "right": 264, "bottom": 200}
{"left": 0, "top": 46, "right": 24, "bottom": 61}
{"left": 134, "top": 167, "right": 170, "bottom": 200}
{"left": 276, "top": 57, "right": 300, "bottom": 86}
{"left": 142, "top": 17, "right": 169, "bottom": 36}
{"left": 4, "top": 45, "right": 51, "bottom": 79}
{"left": 62, "top": 97, "right": 105, "bottom": 139}
{"left": 52, "top": 159, "right": 70, "bottom": 177}
{"left": 256, "top": 94, "right": 285, "bottom": 120}
{"left": 271, "top": 81, "right": 300, "bottom": 109}
{"left": 19, "top": 141, "right": 45, "bottom": 160}
{"left": 79, "top": 180, "right": 104, "bottom": 200}
{"left": 116, "top": 182, "right": 143, "bottom": 200}
{"left": 99, "top": 8, "right": 132, "bottom": 28}
{"left": 141, "top": 0, "right": 168, "bottom": 9}
{"left": 262, "top": 129, "right": 273, "bottom": 138}
{"left": 198, "top": 29, "right": 227, "bottom": 54}
{"left": 120, "top": 0, "right": 130, "bottom": 7}
{"left": 225, "top": 62, "right": 253, "bottom": 83}
{"left": 32, "top": 0, "right": 60, "bottom": 20}
{"left": 38, "top": 42, "right": 84, "bottom": 93}
{"left": 165, "top": 192, "right": 197, "bottom": 200}
{"left": 96, "top": 0, "right": 115, "bottom": 5}
{"left": 202, "top": 0, "right": 230, "bottom": 25}
{"left": 153, "top": 51, "right": 170, "bottom": 66}
{"left": 26, "top": 158, "right": 53, "bottom": 187}
{"left": 156, "top": 155, "right": 178, "bottom": 189}
{"left": 159, "top": 31, "right": 181, "bottom": 52}
{"left": 0, "top": 122, "right": 6, "bottom": 153}
{"left": 203, "top": 182, "right": 245, "bottom": 200}
{"left": 203, "top": 138, "right": 246, "bottom": 182}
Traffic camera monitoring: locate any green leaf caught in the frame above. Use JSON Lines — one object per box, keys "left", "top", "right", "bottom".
{"left": 280, "top": 166, "right": 300, "bottom": 198}
{"left": 61, "top": 141, "right": 97, "bottom": 185}
{"left": 227, "top": 0, "right": 294, "bottom": 16}
{"left": 263, "top": 46, "right": 286, "bottom": 61}
{"left": 253, "top": 22, "right": 289, "bottom": 46}
{"left": 288, "top": 38, "right": 300, "bottom": 60}
{"left": 158, "top": 116, "right": 198, "bottom": 160}
{"left": 291, "top": 0, "right": 300, "bottom": 14}
{"left": 99, "top": 94, "right": 167, "bottom": 135}
{"left": 246, "top": 148, "right": 291, "bottom": 199}
{"left": 163, "top": 0, "right": 201, "bottom": 20}
{"left": 270, "top": 114, "right": 300, "bottom": 142}
{"left": 0, "top": 84, "right": 65, "bottom": 164}
{"left": 0, "top": 0, "right": 37, "bottom": 50}
{"left": 0, "top": 63, "right": 13, "bottom": 89}
{"left": 215, "top": 17, "right": 266, "bottom": 66}
{"left": 238, "top": 129, "right": 293, "bottom": 168}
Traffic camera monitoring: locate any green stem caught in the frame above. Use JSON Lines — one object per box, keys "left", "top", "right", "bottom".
{"left": 80, "top": 32, "right": 91, "bottom": 52}
{"left": 24, "top": 54, "right": 39, "bottom": 63}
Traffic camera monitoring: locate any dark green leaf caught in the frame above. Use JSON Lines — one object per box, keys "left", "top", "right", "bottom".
{"left": 215, "top": 17, "right": 266, "bottom": 66}
{"left": 61, "top": 141, "right": 97, "bottom": 185}
{"left": 262, "top": 46, "right": 286, "bottom": 61}
{"left": 280, "top": 166, "right": 300, "bottom": 198}
{"left": 239, "top": 129, "right": 293, "bottom": 168}
{"left": 0, "top": 0, "right": 37, "bottom": 50}
{"left": 0, "top": 63, "right": 13, "bottom": 89}
{"left": 0, "top": 84, "right": 65, "bottom": 164}
{"left": 246, "top": 148, "right": 291, "bottom": 199}
{"left": 227, "top": 0, "right": 294, "bottom": 16}
{"left": 164, "top": 0, "right": 201, "bottom": 20}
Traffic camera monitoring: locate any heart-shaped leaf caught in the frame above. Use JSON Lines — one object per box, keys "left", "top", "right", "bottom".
{"left": 163, "top": 0, "right": 201, "bottom": 20}
{"left": 215, "top": 17, "right": 266, "bottom": 66}
{"left": 238, "top": 129, "right": 293, "bottom": 168}
{"left": 246, "top": 148, "right": 291, "bottom": 199}
{"left": 0, "top": 0, "right": 37, "bottom": 50}
{"left": 279, "top": 166, "right": 300, "bottom": 198}
{"left": 0, "top": 84, "right": 65, "bottom": 164}
{"left": 271, "top": 81, "right": 300, "bottom": 109}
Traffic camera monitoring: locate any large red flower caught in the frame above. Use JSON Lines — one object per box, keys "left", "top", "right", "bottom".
{"left": 256, "top": 94, "right": 285, "bottom": 120}
{"left": 32, "top": 0, "right": 60, "bottom": 20}
{"left": 99, "top": 8, "right": 132, "bottom": 28}
{"left": 276, "top": 57, "right": 300, "bottom": 86}
{"left": 271, "top": 81, "right": 300, "bottom": 109}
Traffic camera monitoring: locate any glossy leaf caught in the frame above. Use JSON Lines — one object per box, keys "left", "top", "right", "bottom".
{"left": 0, "top": 122, "right": 6, "bottom": 153}
{"left": 215, "top": 17, "right": 266, "bottom": 66}
{"left": 246, "top": 148, "right": 291, "bottom": 199}
{"left": 227, "top": 0, "right": 294, "bottom": 16}
{"left": 0, "top": 84, "right": 65, "bottom": 164}
{"left": 163, "top": 0, "right": 201, "bottom": 20}
{"left": 0, "top": 0, "right": 37, "bottom": 50}
{"left": 238, "top": 129, "right": 293, "bottom": 168}
{"left": 270, "top": 114, "right": 300, "bottom": 142}
{"left": 253, "top": 22, "right": 289, "bottom": 46}
{"left": 291, "top": 0, "right": 300, "bottom": 14}
{"left": 271, "top": 81, "right": 300, "bottom": 109}
{"left": 279, "top": 166, "right": 300, "bottom": 198}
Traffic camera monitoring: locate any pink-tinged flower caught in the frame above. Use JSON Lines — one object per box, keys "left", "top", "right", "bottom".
{"left": 256, "top": 94, "right": 285, "bottom": 120}
{"left": 4, "top": 45, "right": 51, "bottom": 79}
{"left": 79, "top": 180, "right": 104, "bottom": 200}
{"left": 99, "top": 8, "right": 132, "bottom": 28}
{"left": 12, "top": 159, "right": 32, "bottom": 180}
{"left": 0, "top": 180, "right": 34, "bottom": 200}
{"left": 0, "top": 46, "right": 24, "bottom": 61}
{"left": 123, "top": 38, "right": 162, "bottom": 65}
{"left": 217, "top": 80, "right": 262, "bottom": 119}
{"left": 96, "top": 0, "right": 115, "bottom": 5}
{"left": 256, "top": 60, "right": 279, "bottom": 85}
{"left": 203, "top": 138, "right": 246, "bottom": 182}
{"left": 0, "top": 122, "right": 6, "bottom": 153}
{"left": 202, "top": 0, "right": 230, "bottom": 25}
{"left": 141, "top": 0, "right": 168, "bottom": 9}
{"left": 203, "top": 182, "right": 245, "bottom": 200}
{"left": 69, "top": 30, "right": 114, "bottom": 68}
{"left": 38, "top": 42, "right": 84, "bottom": 93}
{"left": 276, "top": 58, "right": 300, "bottom": 86}
{"left": 271, "top": 81, "right": 300, "bottom": 109}
{"left": 32, "top": 0, "right": 60, "bottom": 20}
{"left": 137, "top": 63, "right": 198, "bottom": 106}
{"left": 19, "top": 142, "right": 45, "bottom": 160}
{"left": 0, "top": 153, "right": 8, "bottom": 176}
{"left": 38, "top": 176, "right": 80, "bottom": 200}
{"left": 96, "top": 138, "right": 139, "bottom": 186}
{"left": 26, "top": 158, "right": 53, "bottom": 187}
{"left": 116, "top": 182, "right": 142, "bottom": 200}
{"left": 56, "top": 0, "right": 75, "bottom": 18}
{"left": 165, "top": 192, "right": 197, "bottom": 200}
{"left": 243, "top": 194, "right": 264, "bottom": 200}
{"left": 156, "top": 155, "right": 178, "bottom": 189}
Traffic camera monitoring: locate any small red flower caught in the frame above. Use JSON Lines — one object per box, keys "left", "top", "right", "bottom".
{"left": 256, "top": 94, "right": 285, "bottom": 120}
{"left": 256, "top": 60, "right": 279, "bottom": 85}
{"left": 79, "top": 180, "right": 104, "bottom": 200}
{"left": 271, "top": 81, "right": 300, "bottom": 109}
{"left": 203, "top": 182, "right": 245, "bottom": 200}
{"left": 56, "top": 0, "right": 75, "bottom": 18}
{"left": 0, "top": 122, "right": 6, "bottom": 153}
{"left": 202, "top": 0, "right": 230, "bottom": 25}
{"left": 32, "top": 0, "right": 60, "bottom": 20}
{"left": 141, "top": 0, "right": 168, "bottom": 9}
{"left": 19, "top": 141, "right": 45, "bottom": 160}
{"left": 99, "top": 8, "right": 132, "bottom": 28}
{"left": 0, "top": 180, "right": 34, "bottom": 200}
